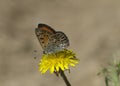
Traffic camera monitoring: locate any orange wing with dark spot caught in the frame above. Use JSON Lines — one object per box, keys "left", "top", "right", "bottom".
{"left": 35, "top": 24, "right": 56, "bottom": 49}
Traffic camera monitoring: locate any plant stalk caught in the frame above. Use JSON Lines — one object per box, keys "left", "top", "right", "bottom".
{"left": 60, "top": 69, "right": 71, "bottom": 86}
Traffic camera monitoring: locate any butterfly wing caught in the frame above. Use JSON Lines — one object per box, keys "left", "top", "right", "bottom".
{"left": 46, "top": 31, "right": 69, "bottom": 53}
{"left": 51, "top": 31, "right": 69, "bottom": 48}
{"left": 35, "top": 24, "right": 56, "bottom": 51}
{"left": 35, "top": 24, "right": 70, "bottom": 54}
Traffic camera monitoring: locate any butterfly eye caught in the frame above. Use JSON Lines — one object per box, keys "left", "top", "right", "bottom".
{"left": 41, "top": 41, "right": 45, "bottom": 43}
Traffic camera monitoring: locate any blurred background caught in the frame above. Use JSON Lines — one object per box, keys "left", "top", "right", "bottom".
{"left": 0, "top": 0, "right": 120, "bottom": 86}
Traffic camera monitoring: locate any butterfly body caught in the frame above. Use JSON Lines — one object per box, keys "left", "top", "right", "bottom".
{"left": 35, "top": 24, "right": 69, "bottom": 54}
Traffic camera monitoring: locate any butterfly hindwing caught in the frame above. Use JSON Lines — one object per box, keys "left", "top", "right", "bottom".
{"left": 43, "top": 31, "right": 69, "bottom": 53}
{"left": 49, "top": 31, "right": 69, "bottom": 49}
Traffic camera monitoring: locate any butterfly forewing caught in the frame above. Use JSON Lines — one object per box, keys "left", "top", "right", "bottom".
{"left": 35, "top": 24, "right": 55, "bottom": 50}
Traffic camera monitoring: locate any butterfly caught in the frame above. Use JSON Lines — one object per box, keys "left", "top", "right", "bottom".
{"left": 35, "top": 24, "right": 69, "bottom": 54}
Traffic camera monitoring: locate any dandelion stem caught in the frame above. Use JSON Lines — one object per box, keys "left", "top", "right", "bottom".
{"left": 60, "top": 69, "right": 71, "bottom": 86}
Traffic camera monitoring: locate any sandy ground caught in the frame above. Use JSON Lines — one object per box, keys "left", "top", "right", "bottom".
{"left": 0, "top": 0, "right": 120, "bottom": 86}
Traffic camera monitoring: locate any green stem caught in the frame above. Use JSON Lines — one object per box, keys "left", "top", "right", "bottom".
{"left": 60, "top": 69, "right": 71, "bottom": 86}
{"left": 105, "top": 76, "right": 109, "bottom": 86}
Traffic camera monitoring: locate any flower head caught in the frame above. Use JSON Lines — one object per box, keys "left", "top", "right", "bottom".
{"left": 39, "top": 49, "right": 79, "bottom": 74}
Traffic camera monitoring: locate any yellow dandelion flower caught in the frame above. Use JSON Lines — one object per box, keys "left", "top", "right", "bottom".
{"left": 39, "top": 49, "right": 79, "bottom": 74}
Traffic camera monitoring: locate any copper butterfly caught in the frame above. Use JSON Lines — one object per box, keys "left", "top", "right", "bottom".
{"left": 35, "top": 24, "right": 69, "bottom": 54}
